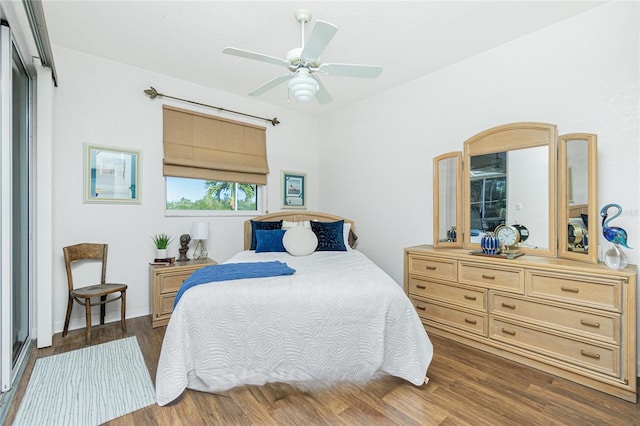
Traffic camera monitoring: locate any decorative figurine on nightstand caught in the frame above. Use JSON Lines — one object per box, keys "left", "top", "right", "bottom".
{"left": 600, "top": 203, "right": 632, "bottom": 269}
{"left": 177, "top": 233, "right": 191, "bottom": 262}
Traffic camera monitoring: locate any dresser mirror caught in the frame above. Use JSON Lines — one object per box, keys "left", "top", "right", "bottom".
{"left": 558, "top": 134, "right": 598, "bottom": 263}
{"left": 433, "top": 122, "right": 600, "bottom": 260}
{"left": 433, "top": 152, "right": 462, "bottom": 248}
{"left": 462, "top": 122, "right": 558, "bottom": 257}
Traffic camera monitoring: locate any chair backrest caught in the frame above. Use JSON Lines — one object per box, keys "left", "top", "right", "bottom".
{"left": 63, "top": 243, "right": 108, "bottom": 291}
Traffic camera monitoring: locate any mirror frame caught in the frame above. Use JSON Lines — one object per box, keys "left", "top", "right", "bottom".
{"left": 434, "top": 152, "right": 463, "bottom": 248}
{"left": 463, "top": 122, "right": 557, "bottom": 257}
{"left": 558, "top": 133, "right": 598, "bottom": 263}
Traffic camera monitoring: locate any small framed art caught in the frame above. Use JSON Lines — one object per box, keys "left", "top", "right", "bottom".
{"left": 281, "top": 170, "right": 306, "bottom": 209}
{"left": 84, "top": 144, "right": 141, "bottom": 203}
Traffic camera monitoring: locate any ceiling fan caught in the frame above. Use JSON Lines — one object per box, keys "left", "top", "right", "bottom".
{"left": 222, "top": 9, "right": 383, "bottom": 104}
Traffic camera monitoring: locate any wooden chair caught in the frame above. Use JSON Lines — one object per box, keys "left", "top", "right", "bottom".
{"left": 62, "top": 243, "right": 127, "bottom": 343}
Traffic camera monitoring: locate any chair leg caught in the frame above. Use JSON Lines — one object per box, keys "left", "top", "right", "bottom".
{"left": 85, "top": 298, "right": 92, "bottom": 344}
{"left": 121, "top": 290, "right": 127, "bottom": 333}
{"left": 62, "top": 296, "right": 73, "bottom": 337}
{"left": 100, "top": 295, "right": 106, "bottom": 325}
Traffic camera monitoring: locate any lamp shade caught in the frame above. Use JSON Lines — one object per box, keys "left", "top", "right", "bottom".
{"left": 191, "top": 222, "right": 209, "bottom": 240}
{"left": 288, "top": 68, "right": 318, "bottom": 103}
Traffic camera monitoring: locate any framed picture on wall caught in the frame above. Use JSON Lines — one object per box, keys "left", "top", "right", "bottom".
{"left": 281, "top": 170, "right": 306, "bottom": 209}
{"left": 84, "top": 144, "right": 141, "bottom": 204}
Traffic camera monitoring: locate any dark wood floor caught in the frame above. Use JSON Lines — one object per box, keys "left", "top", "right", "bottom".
{"left": 4, "top": 316, "right": 639, "bottom": 425}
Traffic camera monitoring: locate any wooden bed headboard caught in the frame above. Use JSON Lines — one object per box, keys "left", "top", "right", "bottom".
{"left": 244, "top": 211, "right": 357, "bottom": 250}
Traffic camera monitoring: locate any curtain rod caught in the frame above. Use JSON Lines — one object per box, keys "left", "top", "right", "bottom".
{"left": 143, "top": 86, "right": 280, "bottom": 126}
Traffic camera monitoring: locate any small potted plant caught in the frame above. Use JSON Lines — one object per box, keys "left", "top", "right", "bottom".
{"left": 151, "top": 233, "right": 173, "bottom": 259}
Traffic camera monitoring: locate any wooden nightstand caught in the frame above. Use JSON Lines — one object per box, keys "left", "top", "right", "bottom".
{"left": 150, "top": 258, "right": 216, "bottom": 328}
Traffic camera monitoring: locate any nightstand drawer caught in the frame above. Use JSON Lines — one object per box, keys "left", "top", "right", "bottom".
{"left": 158, "top": 272, "right": 191, "bottom": 293}
{"left": 150, "top": 259, "right": 216, "bottom": 328}
{"left": 459, "top": 261, "right": 524, "bottom": 293}
{"left": 411, "top": 298, "right": 486, "bottom": 336}
{"left": 409, "top": 276, "right": 486, "bottom": 310}
{"left": 159, "top": 293, "right": 177, "bottom": 317}
{"left": 491, "top": 293, "right": 620, "bottom": 344}
{"left": 408, "top": 255, "right": 457, "bottom": 281}
{"left": 491, "top": 318, "right": 620, "bottom": 377}
{"left": 526, "top": 271, "right": 623, "bottom": 312}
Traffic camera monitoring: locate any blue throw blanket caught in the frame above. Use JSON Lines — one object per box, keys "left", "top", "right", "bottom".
{"left": 173, "top": 261, "right": 296, "bottom": 308}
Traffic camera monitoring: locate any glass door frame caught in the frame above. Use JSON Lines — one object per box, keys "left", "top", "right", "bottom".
{"left": 0, "top": 21, "right": 34, "bottom": 395}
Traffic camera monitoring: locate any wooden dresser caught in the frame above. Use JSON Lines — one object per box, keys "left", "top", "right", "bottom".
{"left": 404, "top": 245, "right": 637, "bottom": 402}
{"left": 150, "top": 258, "right": 216, "bottom": 327}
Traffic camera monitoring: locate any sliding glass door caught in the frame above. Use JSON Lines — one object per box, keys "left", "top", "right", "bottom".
{"left": 0, "top": 22, "right": 33, "bottom": 396}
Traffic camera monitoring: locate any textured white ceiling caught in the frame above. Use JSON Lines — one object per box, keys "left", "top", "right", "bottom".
{"left": 41, "top": 1, "right": 606, "bottom": 116}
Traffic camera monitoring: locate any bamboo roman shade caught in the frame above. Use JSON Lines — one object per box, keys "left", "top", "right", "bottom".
{"left": 162, "top": 105, "right": 269, "bottom": 185}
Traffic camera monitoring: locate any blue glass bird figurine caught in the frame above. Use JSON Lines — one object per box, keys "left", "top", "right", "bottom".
{"left": 600, "top": 203, "right": 632, "bottom": 249}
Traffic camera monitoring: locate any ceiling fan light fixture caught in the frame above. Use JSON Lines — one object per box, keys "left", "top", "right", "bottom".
{"left": 288, "top": 68, "right": 318, "bottom": 102}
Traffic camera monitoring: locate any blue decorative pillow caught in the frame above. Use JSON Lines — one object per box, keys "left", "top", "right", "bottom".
{"left": 250, "top": 220, "right": 283, "bottom": 250}
{"left": 310, "top": 220, "right": 347, "bottom": 251}
{"left": 255, "top": 229, "right": 287, "bottom": 253}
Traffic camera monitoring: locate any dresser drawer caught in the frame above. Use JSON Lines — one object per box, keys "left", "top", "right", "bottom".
{"left": 411, "top": 298, "right": 487, "bottom": 336}
{"left": 409, "top": 276, "right": 486, "bottom": 310}
{"left": 526, "top": 271, "right": 623, "bottom": 312}
{"left": 408, "top": 255, "right": 457, "bottom": 282}
{"left": 158, "top": 272, "right": 191, "bottom": 294}
{"left": 490, "top": 318, "right": 620, "bottom": 377}
{"left": 459, "top": 261, "right": 524, "bottom": 293}
{"left": 491, "top": 293, "right": 620, "bottom": 344}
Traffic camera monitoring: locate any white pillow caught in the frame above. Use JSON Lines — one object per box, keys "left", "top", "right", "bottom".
{"left": 282, "top": 220, "right": 311, "bottom": 230}
{"left": 343, "top": 222, "right": 353, "bottom": 250}
{"left": 283, "top": 227, "right": 318, "bottom": 256}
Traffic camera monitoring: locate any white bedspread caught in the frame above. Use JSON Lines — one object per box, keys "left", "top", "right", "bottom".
{"left": 156, "top": 250, "right": 432, "bottom": 406}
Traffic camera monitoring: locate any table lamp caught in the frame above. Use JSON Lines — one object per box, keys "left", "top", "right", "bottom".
{"left": 191, "top": 221, "right": 209, "bottom": 259}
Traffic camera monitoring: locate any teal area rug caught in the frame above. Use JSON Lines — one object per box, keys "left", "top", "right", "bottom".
{"left": 13, "top": 336, "right": 156, "bottom": 425}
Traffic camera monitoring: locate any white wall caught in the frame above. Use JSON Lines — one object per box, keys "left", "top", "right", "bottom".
{"left": 51, "top": 46, "right": 321, "bottom": 332}
{"left": 319, "top": 1, "right": 638, "bottom": 281}
{"left": 318, "top": 2, "right": 639, "bottom": 370}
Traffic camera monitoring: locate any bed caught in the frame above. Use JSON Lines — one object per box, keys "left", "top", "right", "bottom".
{"left": 155, "top": 211, "right": 433, "bottom": 406}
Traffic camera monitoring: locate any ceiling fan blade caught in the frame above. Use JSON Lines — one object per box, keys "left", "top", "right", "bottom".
{"left": 317, "top": 63, "right": 383, "bottom": 78}
{"left": 301, "top": 20, "right": 338, "bottom": 61}
{"left": 223, "top": 47, "right": 290, "bottom": 68}
{"left": 312, "top": 76, "right": 332, "bottom": 104}
{"left": 249, "top": 73, "right": 293, "bottom": 96}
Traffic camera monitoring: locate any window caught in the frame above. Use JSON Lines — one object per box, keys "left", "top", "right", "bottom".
{"left": 166, "top": 177, "right": 260, "bottom": 215}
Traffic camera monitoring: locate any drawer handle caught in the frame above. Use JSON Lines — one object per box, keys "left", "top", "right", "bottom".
{"left": 501, "top": 302, "right": 516, "bottom": 310}
{"left": 580, "top": 319, "right": 601, "bottom": 328}
{"left": 561, "top": 286, "right": 579, "bottom": 293}
{"left": 482, "top": 274, "right": 495, "bottom": 280}
{"left": 416, "top": 284, "right": 427, "bottom": 290}
{"left": 464, "top": 295, "right": 477, "bottom": 301}
{"left": 501, "top": 328, "right": 516, "bottom": 336}
{"left": 425, "top": 265, "right": 437, "bottom": 270}
{"left": 464, "top": 318, "right": 477, "bottom": 325}
{"left": 416, "top": 304, "right": 427, "bottom": 311}
{"left": 580, "top": 350, "right": 601, "bottom": 360}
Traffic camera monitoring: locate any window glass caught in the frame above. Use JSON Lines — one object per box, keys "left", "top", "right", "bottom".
{"left": 166, "top": 177, "right": 258, "bottom": 214}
